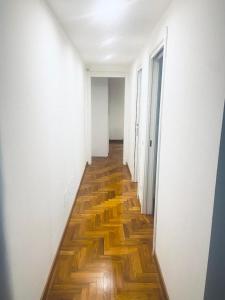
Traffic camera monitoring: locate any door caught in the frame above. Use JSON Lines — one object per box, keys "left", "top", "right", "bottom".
{"left": 204, "top": 105, "right": 225, "bottom": 299}
{"left": 146, "top": 50, "right": 164, "bottom": 215}
{"left": 134, "top": 68, "right": 142, "bottom": 182}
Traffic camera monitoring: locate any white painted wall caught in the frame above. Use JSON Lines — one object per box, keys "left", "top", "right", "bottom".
{"left": 127, "top": 0, "right": 225, "bottom": 299}
{"left": 0, "top": 1, "right": 86, "bottom": 299}
{"left": 108, "top": 78, "right": 125, "bottom": 140}
{"left": 91, "top": 78, "right": 109, "bottom": 157}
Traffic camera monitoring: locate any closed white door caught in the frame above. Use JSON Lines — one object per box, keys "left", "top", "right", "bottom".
{"left": 146, "top": 50, "right": 164, "bottom": 215}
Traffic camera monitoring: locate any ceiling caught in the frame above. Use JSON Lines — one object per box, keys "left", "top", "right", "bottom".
{"left": 46, "top": 0, "right": 170, "bottom": 67}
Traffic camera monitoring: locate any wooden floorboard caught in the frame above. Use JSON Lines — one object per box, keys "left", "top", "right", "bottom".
{"left": 42, "top": 143, "right": 166, "bottom": 300}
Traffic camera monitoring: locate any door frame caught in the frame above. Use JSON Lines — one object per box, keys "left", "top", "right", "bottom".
{"left": 133, "top": 67, "right": 143, "bottom": 182}
{"left": 145, "top": 50, "right": 164, "bottom": 215}
{"left": 86, "top": 70, "right": 129, "bottom": 165}
{"left": 142, "top": 29, "right": 168, "bottom": 253}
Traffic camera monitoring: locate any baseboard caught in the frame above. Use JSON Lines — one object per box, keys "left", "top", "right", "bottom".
{"left": 126, "top": 163, "right": 132, "bottom": 180}
{"left": 40, "top": 162, "right": 88, "bottom": 300}
{"left": 154, "top": 253, "right": 170, "bottom": 300}
{"left": 125, "top": 162, "right": 136, "bottom": 183}
{"left": 109, "top": 139, "right": 123, "bottom": 144}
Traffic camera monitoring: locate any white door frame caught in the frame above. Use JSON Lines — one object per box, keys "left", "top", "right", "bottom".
{"left": 142, "top": 28, "right": 168, "bottom": 254}
{"left": 133, "top": 68, "right": 143, "bottom": 182}
{"left": 86, "top": 70, "right": 129, "bottom": 165}
{"left": 85, "top": 70, "right": 92, "bottom": 165}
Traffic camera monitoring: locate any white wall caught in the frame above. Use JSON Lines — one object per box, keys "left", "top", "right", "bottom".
{"left": 0, "top": 1, "right": 87, "bottom": 299}
{"left": 91, "top": 77, "right": 109, "bottom": 157}
{"left": 127, "top": 0, "right": 225, "bottom": 299}
{"left": 108, "top": 78, "right": 125, "bottom": 140}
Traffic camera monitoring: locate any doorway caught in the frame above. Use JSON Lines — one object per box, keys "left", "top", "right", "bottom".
{"left": 145, "top": 48, "right": 164, "bottom": 215}
{"left": 108, "top": 78, "right": 125, "bottom": 144}
{"left": 134, "top": 68, "right": 142, "bottom": 182}
{"left": 91, "top": 77, "right": 109, "bottom": 157}
{"left": 91, "top": 77, "right": 125, "bottom": 158}
{"left": 204, "top": 105, "right": 225, "bottom": 299}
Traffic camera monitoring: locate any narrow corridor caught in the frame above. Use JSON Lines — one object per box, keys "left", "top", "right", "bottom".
{"left": 43, "top": 143, "right": 166, "bottom": 299}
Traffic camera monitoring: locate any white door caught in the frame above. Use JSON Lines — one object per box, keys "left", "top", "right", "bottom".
{"left": 134, "top": 69, "right": 142, "bottom": 182}
{"left": 146, "top": 50, "right": 164, "bottom": 215}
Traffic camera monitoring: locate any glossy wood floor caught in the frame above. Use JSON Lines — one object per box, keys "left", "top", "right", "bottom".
{"left": 43, "top": 143, "right": 166, "bottom": 300}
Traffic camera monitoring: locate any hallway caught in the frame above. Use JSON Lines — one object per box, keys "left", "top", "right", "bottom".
{"left": 43, "top": 143, "right": 166, "bottom": 300}
{"left": 1, "top": 1, "right": 225, "bottom": 299}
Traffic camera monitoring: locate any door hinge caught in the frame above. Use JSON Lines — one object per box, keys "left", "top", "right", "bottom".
{"left": 149, "top": 140, "right": 153, "bottom": 147}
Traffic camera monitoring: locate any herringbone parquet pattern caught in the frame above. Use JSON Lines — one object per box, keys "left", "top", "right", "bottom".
{"left": 43, "top": 143, "right": 166, "bottom": 300}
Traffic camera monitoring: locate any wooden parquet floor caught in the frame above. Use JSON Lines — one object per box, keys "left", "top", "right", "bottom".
{"left": 43, "top": 143, "right": 166, "bottom": 300}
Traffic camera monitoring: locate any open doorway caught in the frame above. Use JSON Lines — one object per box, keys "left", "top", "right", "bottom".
{"left": 91, "top": 77, "right": 125, "bottom": 158}
{"left": 134, "top": 68, "right": 142, "bottom": 182}
{"left": 108, "top": 78, "right": 125, "bottom": 144}
{"left": 145, "top": 48, "right": 164, "bottom": 215}
{"left": 91, "top": 77, "right": 109, "bottom": 157}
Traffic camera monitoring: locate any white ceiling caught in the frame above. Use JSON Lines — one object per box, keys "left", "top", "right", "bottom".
{"left": 46, "top": 0, "right": 170, "bottom": 66}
